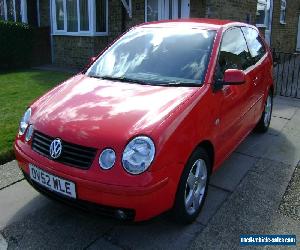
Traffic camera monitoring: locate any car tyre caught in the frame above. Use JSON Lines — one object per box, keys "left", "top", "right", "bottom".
{"left": 255, "top": 90, "right": 273, "bottom": 133}
{"left": 171, "top": 147, "right": 211, "bottom": 224}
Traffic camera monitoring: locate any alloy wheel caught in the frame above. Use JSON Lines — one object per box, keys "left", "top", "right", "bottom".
{"left": 184, "top": 159, "right": 207, "bottom": 215}
{"left": 264, "top": 95, "right": 272, "bottom": 127}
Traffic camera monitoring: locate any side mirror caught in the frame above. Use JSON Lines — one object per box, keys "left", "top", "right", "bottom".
{"left": 223, "top": 69, "right": 246, "bottom": 85}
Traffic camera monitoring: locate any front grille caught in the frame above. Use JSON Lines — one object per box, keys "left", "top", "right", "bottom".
{"left": 32, "top": 131, "right": 97, "bottom": 169}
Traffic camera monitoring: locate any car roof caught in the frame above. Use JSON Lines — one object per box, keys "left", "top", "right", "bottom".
{"left": 136, "top": 18, "right": 251, "bottom": 30}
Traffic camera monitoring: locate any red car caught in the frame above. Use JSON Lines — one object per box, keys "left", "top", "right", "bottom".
{"left": 15, "top": 19, "right": 273, "bottom": 223}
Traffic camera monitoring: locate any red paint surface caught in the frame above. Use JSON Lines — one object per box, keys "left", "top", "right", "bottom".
{"left": 15, "top": 19, "right": 274, "bottom": 221}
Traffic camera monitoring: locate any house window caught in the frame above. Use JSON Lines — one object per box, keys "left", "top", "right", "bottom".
{"left": 52, "top": 0, "right": 108, "bottom": 36}
{"left": 145, "top": 0, "right": 189, "bottom": 22}
{"left": 0, "top": 0, "right": 6, "bottom": 20}
{"left": 146, "top": 0, "right": 159, "bottom": 22}
{"left": 55, "top": 0, "right": 64, "bottom": 30}
{"left": 121, "top": 0, "right": 132, "bottom": 17}
{"left": 36, "top": 0, "right": 40, "bottom": 26}
{"left": 6, "top": 0, "right": 14, "bottom": 20}
{"left": 280, "top": 0, "right": 286, "bottom": 24}
{"left": 256, "top": 0, "right": 268, "bottom": 27}
{"left": 0, "top": 0, "right": 27, "bottom": 23}
{"left": 66, "top": 0, "right": 77, "bottom": 32}
{"left": 80, "top": 0, "right": 89, "bottom": 30}
{"left": 95, "top": 0, "right": 106, "bottom": 32}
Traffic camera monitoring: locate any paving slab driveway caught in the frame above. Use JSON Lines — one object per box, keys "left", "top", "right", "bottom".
{"left": 0, "top": 96, "right": 299, "bottom": 250}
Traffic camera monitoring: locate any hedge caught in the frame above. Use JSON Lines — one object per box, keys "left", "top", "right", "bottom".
{"left": 0, "top": 20, "right": 33, "bottom": 69}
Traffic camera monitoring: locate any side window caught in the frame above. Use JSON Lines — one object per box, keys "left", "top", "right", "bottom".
{"left": 242, "top": 27, "right": 266, "bottom": 64}
{"left": 216, "top": 28, "right": 252, "bottom": 79}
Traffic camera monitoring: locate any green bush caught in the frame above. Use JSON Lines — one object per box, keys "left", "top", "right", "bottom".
{"left": 0, "top": 20, "right": 33, "bottom": 69}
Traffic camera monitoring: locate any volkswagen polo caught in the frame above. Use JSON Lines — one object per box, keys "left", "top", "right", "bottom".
{"left": 15, "top": 19, "right": 273, "bottom": 223}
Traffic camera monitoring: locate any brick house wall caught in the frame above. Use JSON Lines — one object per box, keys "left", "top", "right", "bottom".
{"left": 51, "top": 0, "right": 209, "bottom": 68}
{"left": 50, "top": 0, "right": 257, "bottom": 68}
{"left": 205, "top": 0, "right": 257, "bottom": 24}
{"left": 3, "top": 0, "right": 300, "bottom": 67}
{"left": 39, "top": 0, "right": 50, "bottom": 27}
{"left": 271, "top": 0, "right": 300, "bottom": 53}
{"left": 36, "top": 0, "right": 299, "bottom": 68}
{"left": 52, "top": 0, "right": 123, "bottom": 68}
{"left": 190, "top": 0, "right": 206, "bottom": 18}
{"left": 125, "top": 0, "right": 207, "bottom": 29}
{"left": 124, "top": 0, "right": 145, "bottom": 30}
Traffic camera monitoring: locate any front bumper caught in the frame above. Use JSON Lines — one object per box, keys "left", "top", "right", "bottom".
{"left": 15, "top": 141, "right": 176, "bottom": 222}
{"left": 22, "top": 171, "right": 136, "bottom": 220}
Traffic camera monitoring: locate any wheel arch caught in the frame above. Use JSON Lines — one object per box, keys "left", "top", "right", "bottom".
{"left": 196, "top": 140, "right": 215, "bottom": 175}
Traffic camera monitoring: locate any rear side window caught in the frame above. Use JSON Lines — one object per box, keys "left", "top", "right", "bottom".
{"left": 242, "top": 27, "right": 266, "bottom": 64}
{"left": 216, "top": 28, "right": 252, "bottom": 79}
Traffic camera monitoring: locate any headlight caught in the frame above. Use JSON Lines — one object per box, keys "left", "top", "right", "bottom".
{"left": 19, "top": 108, "right": 31, "bottom": 136}
{"left": 99, "top": 148, "right": 116, "bottom": 170}
{"left": 122, "top": 136, "right": 155, "bottom": 175}
{"left": 25, "top": 124, "right": 34, "bottom": 142}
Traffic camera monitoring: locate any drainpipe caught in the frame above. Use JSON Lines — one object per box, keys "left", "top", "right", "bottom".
{"left": 50, "top": 0, "right": 54, "bottom": 64}
{"left": 268, "top": 0, "right": 274, "bottom": 47}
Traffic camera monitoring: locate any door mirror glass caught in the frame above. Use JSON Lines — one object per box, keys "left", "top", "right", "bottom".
{"left": 223, "top": 69, "right": 246, "bottom": 85}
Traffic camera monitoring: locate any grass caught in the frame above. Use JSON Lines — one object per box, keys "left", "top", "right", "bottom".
{"left": 0, "top": 70, "right": 72, "bottom": 164}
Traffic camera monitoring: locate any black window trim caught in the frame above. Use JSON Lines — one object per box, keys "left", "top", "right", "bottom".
{"left": 213, "top": 25, "right": 268, "bottom": 82}
{"left": 240, "top": 26, "right": 267, "bottom": 67}
{"left": 213, "top": 26, "right": 253, "bottom": 80}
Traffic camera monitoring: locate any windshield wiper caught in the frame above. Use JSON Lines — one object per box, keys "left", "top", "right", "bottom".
{"left": 89, "top": 75, "right": 201, "bottom": 87}
{"left": 89, "top": 75, "right": 150, "bottom": 85}
{"left": 156, "top": 81, "right": 201, "bottom": 87}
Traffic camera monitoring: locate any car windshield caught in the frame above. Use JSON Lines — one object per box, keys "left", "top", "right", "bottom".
{"left": 86, "top": 27, "right": 216, "bottom": 86}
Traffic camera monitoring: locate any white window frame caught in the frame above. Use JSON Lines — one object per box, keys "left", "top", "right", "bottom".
{"left": 12, "top": 0, "right": 16, "bottom": 20}
{"left": 280, "top": 0, "right": 286, "bottom": 24}
{"left": 145, "top": 0, "right": 189, "bottom": 22}
{"left": 121, "top": 0, "right": 132, "bottom": 18}
{"left": 3, "top": 0, "right": 8, "bottom": 20}
{"left": 0, "top": 0, "right": 27, "bottom": 22}
{"left": 20, "top": 0, "right": 27, "bottom": 23}
{"left": 37, "top": 0, "right": 40, "bottom": 26}
{"left": 145, "top": 0, "right": 176, "bottom": 22}
{"left": 256, "top": 0, "right": 268, "bottom": 28}
{"left": 51, "top": 0, "right": 108, "bottom": 36}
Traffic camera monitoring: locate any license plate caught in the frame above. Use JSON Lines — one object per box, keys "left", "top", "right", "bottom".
{"left": 29, "top": 164, "right": 76, "bottom": 199}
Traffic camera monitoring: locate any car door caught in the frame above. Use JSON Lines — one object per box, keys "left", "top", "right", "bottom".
{"left": 241, "top": 27, "right": 269, "bottom": 121}
{"left": 214, "top": 27, "right": 255, "bottom": 160}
